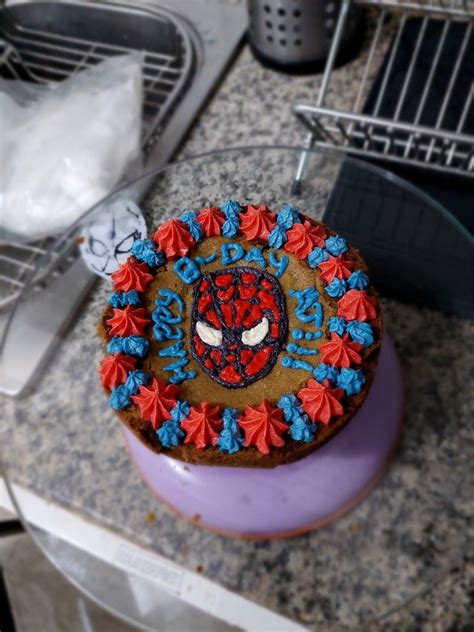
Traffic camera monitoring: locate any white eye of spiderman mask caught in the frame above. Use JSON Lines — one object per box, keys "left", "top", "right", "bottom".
{"left": 190, "top": 267, "right": 287, "bottom": 388}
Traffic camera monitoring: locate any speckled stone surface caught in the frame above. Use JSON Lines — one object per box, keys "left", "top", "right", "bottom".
{"left": 2, "top": 27, "right": 474, "bottom": 631}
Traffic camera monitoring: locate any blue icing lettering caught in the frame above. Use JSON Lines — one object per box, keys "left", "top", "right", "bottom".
{"left": 154, "top": 290, "right": 183, "bottom": 324}
{"left": 107, "top": 336, "right": 149, "bottom": 358}
{"left": 337, "top": 368, "right": 366, "bottom": 396}
{"left": 153, "top": 322, "right": 183, "bottom": 342}
{"left": 277, "top": 394, "right": 302, "bottom": 423}
{"left": 282, "top": 356, "right": 315, "bottom": 374}
{"left": 289, "top": 287, "right": 323, "bottom": 327}
{"left": 308, "top": 247, "right": 329, "bottom": 268}
{"left": 305, "top": 331, "right": 322, "bottom": 340}
{"left": 170, "top": 400, "right": 191, "bottom": 423}
{"left": 174, "top": 256, "right": 201, "bottom": 285}
{"left": 277, "top": 204, "right": 301, "bottom": 229}
{"left": 314, "top": 362, "right": 339, "bottom": 385}
{"left": 328, "top": 316, "right": 347, "bottom": 336}
{"left": 124, "top": 370, "right": 149, "bottom": 394}
{"left": 287, "top": 343, "right": 319, "bottom": 356}
{"left": 157, "top": 420, "right": 185, "bottom": 447}
{"left": 221, "top": 242, "right": 245, "bottom": 265}
{"left": 289, "top": 415, "right": 317, "bottom": 442}
{"left": 180, "top": 210, "right": 204, "bottom": 242}
{"left": 109, "top": 290, "right": 140, "bottom": 307}
{"left": 245, "top": 246, "right": 266, "bottom": 268}
{"left": 291, "top": 328, "right": 304, "bottom": 340}
{"left": 163, "top": 357, "right": 197, "bottom": 384}
{"left": 269, "top": 252, "right": 289, "bottom": 278}
{"left": 109, "top": 384, "right": 131, "bottom": 410}
{"left": 325, "top": 235, "right": 348, "bottom": 256}
{"left": 325, "top": 278, "right": 347, "bottom": 298}
{"left": 131, "top": 239, "right": 164, "bottom": 268}
{"left": 195, "top": 253, "right": 217, "bottom": 265}
{"left": 217, "top": 407, "right": 244, "bottom": 454}
{"left": 158, "top": 341, "right": 187, "bottom": 358}
{"left": 348, "top": 270, "right": 369, "bottom": 290}
{"left": 152, "top": 289, "right": 184, "bottom": 341}
{"left": 268, "top": 225, "right": 287, "bottom": 249}
{"left": 346, "top": 320, "right": 374, "bottom": 347}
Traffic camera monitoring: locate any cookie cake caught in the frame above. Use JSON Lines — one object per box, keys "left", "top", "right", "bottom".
{"left": 98, "top": 202, "right": 382, "bottom": 468}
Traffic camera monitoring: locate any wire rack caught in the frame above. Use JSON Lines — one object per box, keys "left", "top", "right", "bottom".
{"left": 0, "top": 0, "right": 194, "bottom": 311}
{"left": 293, "top": 0, "right": 474, "bottom": 181}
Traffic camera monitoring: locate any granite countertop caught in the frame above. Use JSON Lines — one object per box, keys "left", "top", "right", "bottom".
{"left": 2, "top": 30, "right": 474, "bottom": 631}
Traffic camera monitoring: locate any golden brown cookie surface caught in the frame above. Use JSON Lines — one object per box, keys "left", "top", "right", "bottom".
{"left": 98, "top": 203, "right": 382, "bottom": 468}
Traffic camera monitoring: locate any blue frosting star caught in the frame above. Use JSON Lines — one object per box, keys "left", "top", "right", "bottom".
{"left": 277, "top": 204, "right": 300, "bottom": 229}
{"left": 109, "top": 384, "right": 132, "bottom": 410}
{"left": 325, "top": 235, "right": 348, "bottom": 256}
{"left": 108, "top": 336, "right": 149, "bottom": 358}
{"left": 346, "top": 320, "right": 374, "bottom": 347}
{"left": 170, "top": 400, "right": 191, "bottom": 423}
{"left": 157, "top": 420, "right": 185, "bottom": 447}
{"left": 109, "top": 290, "right": 141, "bottom": 307}
{"left": 289, "top": 414, "right": 317, "bottom": 442}
{"left": 124, "top": 370, "right": 149, "bottom": 395}
{"left": 308, "top": 247, "right": 329, "bottom": 268}
{"left": 268, "top": 224, "right": 287, "bottom": 249}
{"left": 217, "top": 407, "right": 244, "bottom": 454}
{"left": 221, "top": 200, "right": 241, "bottom": 217}
{"left": 337, "top": 368, "right": 366, "bottom": 396}
{"left": 327, "top": 316, "right": 347, "bottom": 336}
{"left": 313, "top": 362, "right": 339, "bottom": 385}
{"left": 131, "top": 239, "right": 164, "bottom": 268}
{"left": 221, "top": 201, "right": 241, "bottom": 238}
{"left": 325, "top": 278, "right": 347, "bottom": 299}
{"left": 348, "top": 269, "right": 369, "bottom": 290}
{"left": 180, "top": 210, "right": 204, "bottom": 242}
{"left": 222, "top": 216, "right": 240, "bottom": 238}
{"left": 277, "top": 394, "right": 302, "bottom": 423}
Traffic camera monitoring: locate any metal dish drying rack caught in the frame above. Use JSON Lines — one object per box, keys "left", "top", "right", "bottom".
{"left": 293, "top": 0, "right": 474, "bottom": 182}
{"left": 0, "top": 0, "right": 194, "bottom": 313}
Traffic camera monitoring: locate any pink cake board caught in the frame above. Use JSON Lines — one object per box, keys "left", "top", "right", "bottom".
{"left": 122, "top": 335, "right": 403, "bottom": 539}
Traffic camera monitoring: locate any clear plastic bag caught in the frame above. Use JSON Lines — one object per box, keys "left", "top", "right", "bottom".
{"left": 0, "top": 53, "right": 143, "bottom": 243}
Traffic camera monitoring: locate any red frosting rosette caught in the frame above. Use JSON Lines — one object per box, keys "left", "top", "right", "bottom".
{"left": 106, "top": 305, "right": 151, "bottom": 337}
{"left": 238, "top": 400, "right": 288, "bottom": 454}
{"left": 319, "top": 332, "right": 363, "bottom": 368}
{"left": 318, "top": 255, "right": 354, "bottom": 283}
{"left": 181, "top": 403, "right": 222, "bottom": 450}
{"left": 131, "top": 378, "right": 180, "bottom": 429}
{"left": 111, "top": 258, "right": 154, "bottom": 292}
{"left": 99, "top": 353, "right": 136, "bottom": 389}
{"left": 337, "top": 289, "right": 378, "bottom": 322}
{"left": 239, "top": 204, "right": 276, "bottom": 241}
{"left": 284, "top": 220, "right": 327, "bottom": 259}
{"left": 298, "top": 379, "right": 344, "bottom": 425}
{"left": 153, "top": 219, "right": 195, "bottom": 258}
{"left": 196, "top": 207, "right": 226, "bottom": 237}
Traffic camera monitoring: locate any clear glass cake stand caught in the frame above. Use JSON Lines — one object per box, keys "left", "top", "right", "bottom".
{"left": 1, "top": 146, "right": 472, "bottom": 630}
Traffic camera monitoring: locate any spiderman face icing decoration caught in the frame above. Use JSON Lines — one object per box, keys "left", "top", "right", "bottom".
{"left": 190, "top": 267, "right": 288, "bottom": 388}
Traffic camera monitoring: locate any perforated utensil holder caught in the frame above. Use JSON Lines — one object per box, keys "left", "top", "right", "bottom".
{"left": 247, "top": 0, "right": 359, "bottom": 71}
